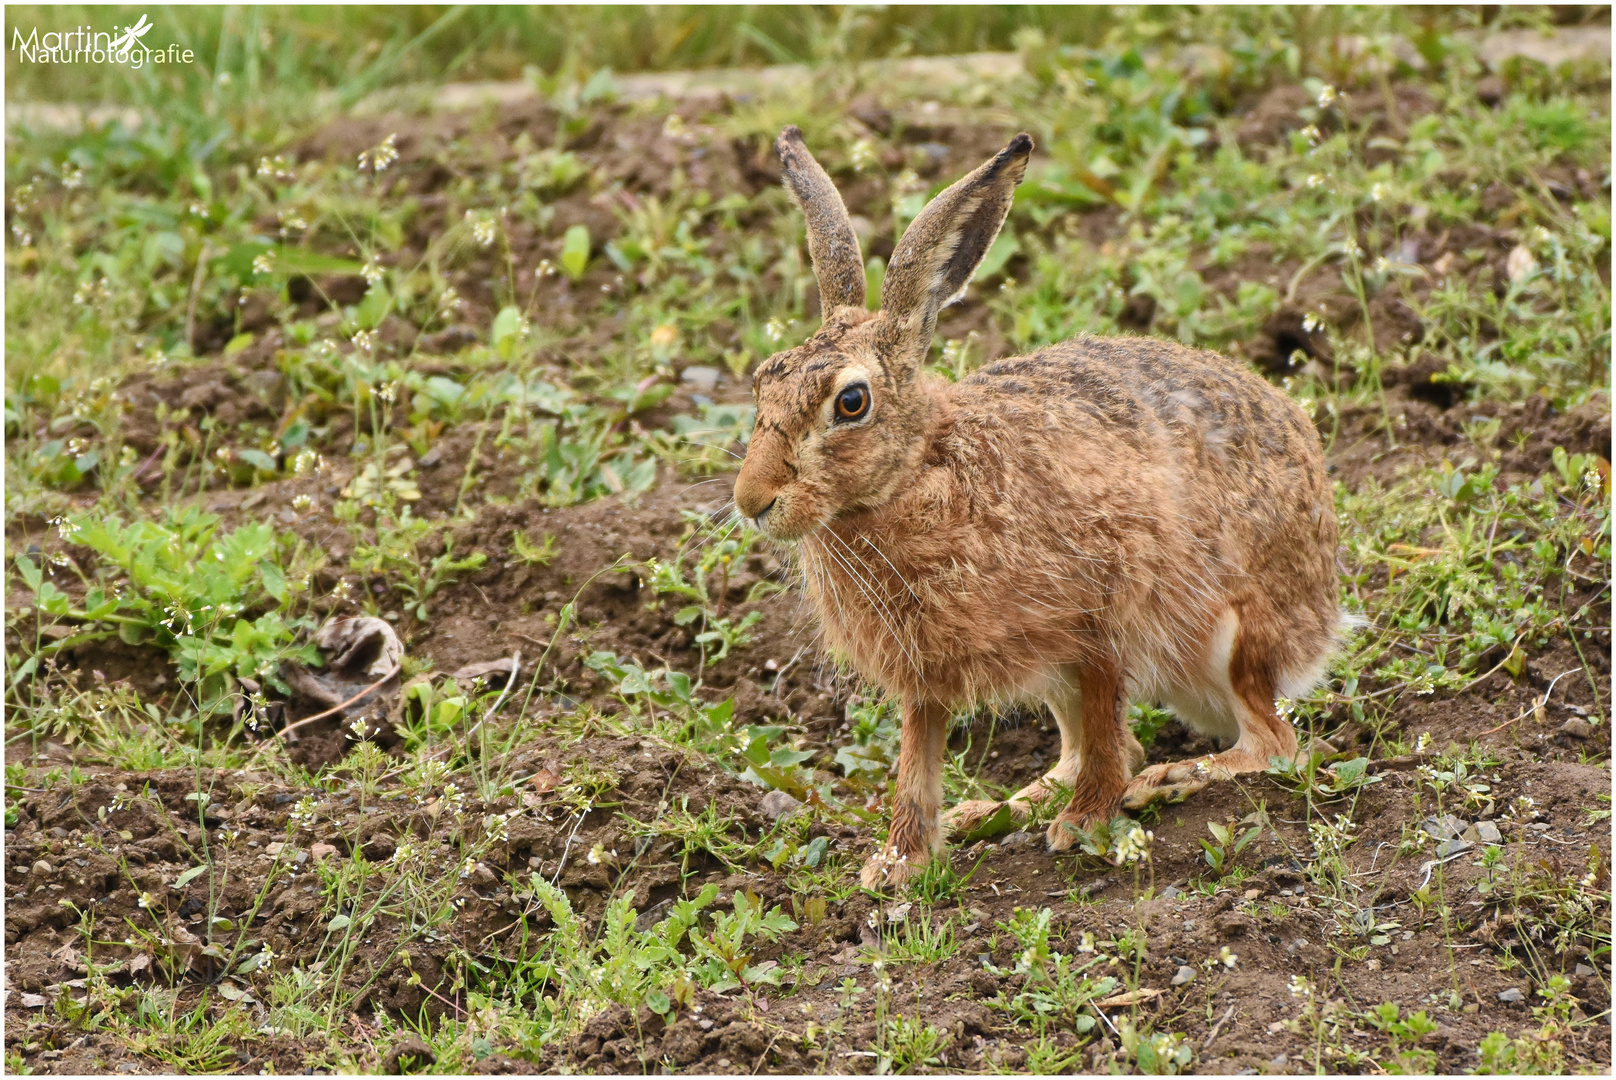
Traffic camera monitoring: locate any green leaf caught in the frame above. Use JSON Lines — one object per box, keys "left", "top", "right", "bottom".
{"left": 273, "top": 248, "right": 365, "bottom": 277}
{"left": 36, "top": 581, "right": 70, "bottom": 616}
{"left": 491, "top": 306, "right": 526, "bottom": 360}
{"left": 174, "top": 865, "right": 208, "bottom": 888}
{"left": 647, "top": 989, "right": 671, "bottom": 1015}
{"left": 560, "top": 224, "right": 591, "bottom": 282}
{"left": 350, "top": 281, "right": 392, "bottom": 330}
{"left": 235, "top": 448, "right": 278, "bottom": 473}
{"left": 224, "top": 332, "right": 255, "bottom": 357}
{"left": 14, "top": 554, "right": 42, "bottom": 592}
{"left": 327, "top": 914, "right": 352, "bottom": 932}
{"left": 960, "top": 802, "right": 1019, "bottom": 844}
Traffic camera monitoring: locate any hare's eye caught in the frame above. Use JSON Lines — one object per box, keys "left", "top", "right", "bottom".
{"left": 834, "top": 383, "right": 871, "bottom": 422}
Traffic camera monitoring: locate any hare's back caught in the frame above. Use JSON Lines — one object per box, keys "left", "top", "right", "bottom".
{"left": 962, "top": 336, "right": 1324, "bottom": 481}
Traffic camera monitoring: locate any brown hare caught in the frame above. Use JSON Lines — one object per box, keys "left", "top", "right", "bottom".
{"left": 733, "top": 127, "right": 1345, "bottom": 889}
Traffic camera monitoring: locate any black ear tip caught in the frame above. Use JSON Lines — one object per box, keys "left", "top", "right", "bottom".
{"left": 1008, "top": 132, "right": 1034, "bottom": 156}
{"left": 775, "top": 125, "right": 806, "bottom": 162}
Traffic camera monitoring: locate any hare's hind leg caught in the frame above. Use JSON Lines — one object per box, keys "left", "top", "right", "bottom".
{"left": 862, "top": 698, "right": 949, "bottom": 890}
{"left": 1123, "top": 607, "right": 1300, "bottom": 809}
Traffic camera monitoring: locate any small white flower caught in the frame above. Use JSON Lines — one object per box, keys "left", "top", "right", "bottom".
{"left": 467, "top": 212, "right": 497, "bottom": 247}
{"left": 764, "top": 317, "right": 787, "bottom": 344}
{"left": 1370, "top": 182, "right": 1386, "bottom": 203}
{"left": 252, "top": 252, "right": 275, "bottom": 276}
{"left": 358, "top": 134, "right": 399, "bottom": 173}
{"left": 352, "top": 328, "right": 377, "bottom": 353}
{"left": 850, "top": 138, "right": 878, "bottom": 172}
{"left": 360, "top": 260, "right": 384, "bottom": 286}
{"left": 1316, "top": 84, "right": 1338, "bottom": 108}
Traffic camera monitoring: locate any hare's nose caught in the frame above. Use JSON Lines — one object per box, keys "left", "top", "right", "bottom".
{"left": 753, "top": 497, "right": 777, "bottom": 523}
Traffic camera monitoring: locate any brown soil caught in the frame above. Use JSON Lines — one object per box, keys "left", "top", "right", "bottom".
{"left": 6, "top": 77, "right": 1612, "bottom": 1076}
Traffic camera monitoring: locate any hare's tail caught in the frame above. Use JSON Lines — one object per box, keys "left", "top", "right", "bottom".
{"left": 1276, "top": 608, "right": 1362, "bottom": 700}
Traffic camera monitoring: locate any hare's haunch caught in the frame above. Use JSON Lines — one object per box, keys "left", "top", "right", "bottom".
{"left": 735, "top": 127, "right": 1345, "bottom": 890}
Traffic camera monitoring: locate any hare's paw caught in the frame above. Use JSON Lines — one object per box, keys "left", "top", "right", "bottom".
{"left": 941, "top": 799, "right": 1021, "bottom": 838}
{"left": 1045, "top": 804, "right": 1115, "bottom": 852}
{"left": 860, "top": 847, "right": 927, "bottom": 892}
{"left": 1121, "top": 760, "right": 1210, "bottom": 811}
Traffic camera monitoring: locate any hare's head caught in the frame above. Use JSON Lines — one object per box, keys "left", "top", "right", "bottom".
{"left": 734, "top": 126, "right": 1032, "bottom": 540}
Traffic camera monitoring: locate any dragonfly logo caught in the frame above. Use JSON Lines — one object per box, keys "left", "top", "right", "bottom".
{"left": 109, "top": 14, "right": 152, "bottom": 53}
{"left": 12, "top": 14, "right": 193, "bottom": 68}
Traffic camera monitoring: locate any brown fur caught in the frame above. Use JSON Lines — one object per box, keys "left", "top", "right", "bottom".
{"left": 734, "top": 130, "right": 1343, "bottom": 889}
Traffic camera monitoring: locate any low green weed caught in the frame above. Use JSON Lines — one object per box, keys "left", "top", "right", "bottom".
{"left": 11, "top": 507, "right": 320, "bottom": 715}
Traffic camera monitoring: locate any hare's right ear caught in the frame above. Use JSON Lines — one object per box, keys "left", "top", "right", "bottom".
{"left": 776, "top": 126, "right": 866, "bottom": 313}
{"left": 877, "top": 133, "right": 1032, "bottom": 372}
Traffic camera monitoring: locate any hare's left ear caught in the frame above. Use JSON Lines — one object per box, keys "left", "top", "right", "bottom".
{"left": 877, "top": 133, "right": 1032, "bottom": 371}
{"left": 776, "top": 126, "right": 867, "bottom": 313}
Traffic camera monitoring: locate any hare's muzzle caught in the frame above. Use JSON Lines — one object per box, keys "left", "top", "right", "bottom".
{"left": 733, "top": 464, "right": 779, "bottom": 526}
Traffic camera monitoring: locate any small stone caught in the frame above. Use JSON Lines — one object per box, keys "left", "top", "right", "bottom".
{"left": 1529, "top": 822, "right": 1553, "bottom": 832}
{"left": 1576, "top": 964, "right": 1595, "bottom": 977}
{"left": 528, "top": 856, "right": 544, "bottom": 871}
{"left": 1559, "top": 718, "right": 1593, "bottom": 740}
{"left": 1422, "top": 814, "right": 1467, "bottom": 841}
{"left": 1171, "top": 965, "right": 1196, "bottom": 987}
{"left": 758, "top": 790, "right": 803, "bottom": 822}
{"left": 31, "top": 860, "right": 52, "bottom": 876}
{"left": 1243, "top": 888, "right": 1261, "bottom": 900}
{"left": 999, "top": 830, "right": 1034, "bottom": 850}
{"left": 679, "top": 365, "right": 721, "bottom": 393}
{"left": 20, "top": 993, "right": 46, "bottom": 1008}
{"left": 1160, "top": 885, "right": 1185, "bottom": 900}
{"left": 310, "top": 843, "right": 338, "bottom": 861}
{"left": 1498, "top": 988, "right": 1524, "bottom": 1003}
{"left": 49, "top": 827, "right": 69, "bottom": 839}
{"left": 1436, "top": 839, "right": 1474, "bottom": 859}
{"left": 1472, "top": 821, "right": 1503, "bottom": 845}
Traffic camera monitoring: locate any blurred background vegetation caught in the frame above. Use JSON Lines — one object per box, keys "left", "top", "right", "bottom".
{"left": 6, "top": 4, "right": 1608, "bottom": 110}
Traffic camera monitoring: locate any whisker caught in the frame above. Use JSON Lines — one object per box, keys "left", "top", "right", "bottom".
{"left": 854, "top": 530, "right": 922, "bottom": 606}
{"left": 817, "top": 531, "right": 921, "bottom": 675}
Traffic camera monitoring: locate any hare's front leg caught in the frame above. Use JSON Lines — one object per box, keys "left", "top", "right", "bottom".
{"left": 945, "top": 665, "right": 1144, "bottom": 843}
{"left": 1046, "top": 660, "right": 1136, "bottom": 851}
{"left": 861, "top": 698, "right": 949, "bottom": 890}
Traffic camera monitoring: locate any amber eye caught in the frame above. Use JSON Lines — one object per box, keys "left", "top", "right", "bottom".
{"left": 834, "top": 383, "right": 871, "bottom": 422}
